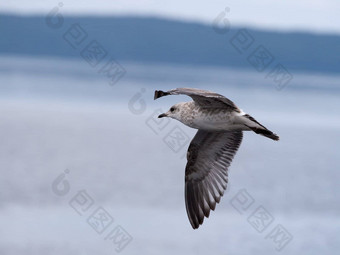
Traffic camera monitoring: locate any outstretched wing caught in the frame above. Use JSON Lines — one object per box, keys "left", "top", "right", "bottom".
{"left": 154, "top": 88, "right": 240, "bottom": 112}
{"left": 185, "top": 130, "right": 243, "bottom": 229}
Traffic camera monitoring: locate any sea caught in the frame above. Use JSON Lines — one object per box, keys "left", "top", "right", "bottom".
{"left": 0, "top": 56, "right": 339, "bottom": 255}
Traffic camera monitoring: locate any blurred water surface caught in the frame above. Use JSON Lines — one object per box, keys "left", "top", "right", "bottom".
{"left": 0, "top": 56, "right": 339, "bottom": 255}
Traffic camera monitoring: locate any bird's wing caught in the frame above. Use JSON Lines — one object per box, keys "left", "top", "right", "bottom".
{"left": 185, "top": 130, "right": 243, "bottom": 229}
{"left": 154, "top": 88, "right": 240, "bottom": 112}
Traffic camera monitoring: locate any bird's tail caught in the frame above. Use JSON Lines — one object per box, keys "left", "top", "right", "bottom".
{"left": 243, "top": 114, "right": 280, "bottom": 141}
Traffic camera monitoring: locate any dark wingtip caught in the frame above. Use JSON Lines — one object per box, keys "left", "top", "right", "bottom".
{"left": 190, "top": 221, "right": 200, "bottom": 230}
{"left": 265, "top": 132, "right": 280, "bottom": 141}
{"left": 154, "top": 90, "right": 170, "bottom": 100}
{"left": 273, "top": 134, "right": 280, "bottom": 141}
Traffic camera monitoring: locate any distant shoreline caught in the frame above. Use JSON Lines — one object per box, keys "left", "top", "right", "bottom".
{"left": 1, "top": 15, "right": 340, "bottom": 74}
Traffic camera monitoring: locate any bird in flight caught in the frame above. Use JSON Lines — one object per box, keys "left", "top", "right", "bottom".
{"left": 154, "top": 88, "right": 279, "bottom": 229}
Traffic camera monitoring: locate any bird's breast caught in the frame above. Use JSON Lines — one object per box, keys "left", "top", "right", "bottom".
{"left": 189, "top": 109, "right": 237, "bottom": 131}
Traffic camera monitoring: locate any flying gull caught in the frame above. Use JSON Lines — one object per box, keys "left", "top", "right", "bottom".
{"left": 154, "top": 87, "right": 279, "bottom": 229}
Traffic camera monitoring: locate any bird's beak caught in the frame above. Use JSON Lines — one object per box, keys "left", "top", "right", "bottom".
{"left": 158, "top": 113, "right": 167, "bottom": 118}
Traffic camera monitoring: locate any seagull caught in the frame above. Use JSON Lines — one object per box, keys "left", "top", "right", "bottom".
{"left": 154, "top": 88, "right": 279, "bottom": 229}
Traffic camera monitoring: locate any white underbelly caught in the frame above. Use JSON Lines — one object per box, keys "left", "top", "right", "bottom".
{"left": 190, "top": 118, "right": 246, "bottom": 131}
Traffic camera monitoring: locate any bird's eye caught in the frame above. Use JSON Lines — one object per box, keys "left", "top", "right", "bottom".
{"left": 170, "top": 107, "right": 175, "bottom": 112}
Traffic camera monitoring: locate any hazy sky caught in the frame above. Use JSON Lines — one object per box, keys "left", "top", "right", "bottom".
{"left": 2, "top": 0, "right": 340, "bottom": 34}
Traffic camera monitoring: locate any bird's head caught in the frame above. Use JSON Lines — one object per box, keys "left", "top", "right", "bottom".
{"left": 158, "top": 103, "right": 185, "bottom": 120}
